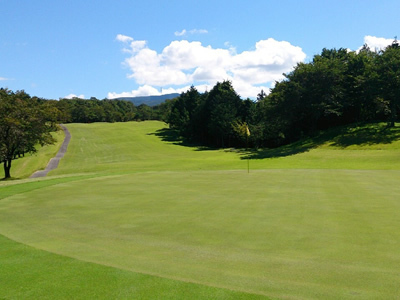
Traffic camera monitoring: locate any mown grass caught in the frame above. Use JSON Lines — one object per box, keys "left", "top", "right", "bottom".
{"left": 0, "top": 234, "right": 263, "bottom": 299}
{"left": 49, "top": 121, "right": 244, "bottom": 175}
{"left": 49, "top": 121, "right": 400, "bottom": 176}
{"left": 1, "top": 121, "right": 400, "bottom": 299}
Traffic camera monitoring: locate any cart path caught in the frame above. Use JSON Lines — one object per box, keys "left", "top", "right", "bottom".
{"left": 30, "top": 125, "right": 71, "bottom": 178}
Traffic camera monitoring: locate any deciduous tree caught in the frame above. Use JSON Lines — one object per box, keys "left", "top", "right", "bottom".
{"left": 0, "top": 89, "right": 57, "bottom": 179}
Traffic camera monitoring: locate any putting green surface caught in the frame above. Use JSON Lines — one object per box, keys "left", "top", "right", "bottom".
{"left": 1, "top": 121, "right": 400, "bottom": 299}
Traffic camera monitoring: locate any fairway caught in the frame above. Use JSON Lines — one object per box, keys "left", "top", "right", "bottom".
{"left": 1, "top": 121, "right": 400, "bottom": 299}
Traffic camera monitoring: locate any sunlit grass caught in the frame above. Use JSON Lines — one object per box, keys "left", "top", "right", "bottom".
{"left": 1, "top": 121, "right": 400, "bottom": 299}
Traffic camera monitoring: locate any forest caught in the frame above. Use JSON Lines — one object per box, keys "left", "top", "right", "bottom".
{"left": 167, "top": 40, "right": 400, "bottom": 148}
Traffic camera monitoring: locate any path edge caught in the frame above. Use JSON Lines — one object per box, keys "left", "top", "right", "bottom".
{"left": 30, "top": 124, "right": 71, "bottom": 178}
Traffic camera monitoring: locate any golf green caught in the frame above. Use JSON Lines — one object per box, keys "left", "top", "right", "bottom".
{"left": 1, "top": 169, "right": 400, "bottom": 298}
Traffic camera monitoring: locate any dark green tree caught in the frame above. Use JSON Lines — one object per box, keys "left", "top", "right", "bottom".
{"left": 205, "top": 81, "right": 243, "bottom": 147}
{"left": 257, "top": 89, "right": 267, "bottom": 101}
{"left": 342, "top": 45, "right": 379, "bottom": 122}
{"left": 376, "top": 40, "right": 400, "bottom": 127}
{"left": 168, "top": 86, "right": 201, "bottom": 138}
{"left": 0, "top": 89, "right": 58, "bottom": 179}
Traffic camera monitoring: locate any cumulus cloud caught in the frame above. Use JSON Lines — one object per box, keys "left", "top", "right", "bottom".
{"left": 113, "top": 34, "right": 306, "bottom": 99}
{"left": 64, "top": 93, "right": 85, "bottom": 99}
{"left": 359, "top": 35, "right": 395, "bottom": 52}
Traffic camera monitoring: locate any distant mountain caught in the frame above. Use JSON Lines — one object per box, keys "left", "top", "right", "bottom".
{"left": 117, "top": 93, "right": 180, "bottom": 106}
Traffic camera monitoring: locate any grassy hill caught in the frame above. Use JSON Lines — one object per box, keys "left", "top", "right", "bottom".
{"left": 1, "top": 121, "right": 400, "bottom": 299}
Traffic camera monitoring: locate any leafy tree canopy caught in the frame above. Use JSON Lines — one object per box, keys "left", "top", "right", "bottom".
{"left": 0, "top": 89, "right": 58, "bottom": 179}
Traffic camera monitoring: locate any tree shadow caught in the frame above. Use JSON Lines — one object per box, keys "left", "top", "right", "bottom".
{"left": 239, "top": 139, "right": 320, "bottom": 160}
{"left": 240, "top": 122, "right": 400, "bottom": 160}
{"left": 0, "top": 177, "right": 19, "bottom": 181}
{"left": 148, "top": 128, "right": 215, "bottom": 151}
{"left": 150, "top": 123, "right": 400, "bottom": 160}
{"left": 330, "top": 123, "right": 400, "bottom": 147}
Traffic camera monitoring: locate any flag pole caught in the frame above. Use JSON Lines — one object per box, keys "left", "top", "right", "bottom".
{"left": 246, "top": 125, "right": 250, "bottom": 173}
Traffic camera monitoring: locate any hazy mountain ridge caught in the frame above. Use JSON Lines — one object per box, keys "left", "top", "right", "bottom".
{"left": 117, "top": 93, "right": 180, "bottom": 106}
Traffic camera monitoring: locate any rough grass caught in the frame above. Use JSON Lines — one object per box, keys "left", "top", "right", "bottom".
{"left": 1, "top": 121, "right": 400, "bottom": 299}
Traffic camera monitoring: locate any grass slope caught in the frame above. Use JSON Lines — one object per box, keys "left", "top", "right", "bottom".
{"left": 49, "top": 121, "right": 244, "bottom": 175}
{"left": 1, "top": 121, "right": 400, "bottom": 299}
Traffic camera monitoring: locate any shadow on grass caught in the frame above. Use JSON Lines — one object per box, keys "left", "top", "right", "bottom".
{"left": 0, "top": 177, "right": 19, "bottom": 182}
{"left": 150, "top": 123, "right": 400, "bottom": 160}
{"left": 330, "top": 123, "right": 400, "bottom": 147}
{"left": 239, "top": 142, "right": 316, "bottom": 160}
{"left": 242, "top": 122, "right": 400, "bottom": 160}
{"left": 148, "top": 128, "right": 215, "bottom": 151}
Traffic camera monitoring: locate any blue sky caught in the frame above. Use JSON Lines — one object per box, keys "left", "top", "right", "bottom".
{"left": 1, "top": 0, "right": 399, "bottom": 100}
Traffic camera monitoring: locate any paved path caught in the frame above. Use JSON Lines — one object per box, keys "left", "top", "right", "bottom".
{"left": 30, "top": 125, "right": 71, "bottom": 178}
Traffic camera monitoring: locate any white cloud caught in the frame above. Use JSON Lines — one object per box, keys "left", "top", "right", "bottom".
{"left": 117, "top": 34, "right": 147, "bottom": 54}
{"left": 359, "top": 35, "right": 395, "bottom": 52}
{"left": 175, "top": 29, "right": 208, "bottom": 36}
{"left": 175, "top": 29, "right": 187, "bottom": 36}
{"left": 174, "top": 29, "right": 208, "bottom": 37}
{"left": 0, "top": 77, "right": 9, "bottom": 81}
{"left": 108, "top": 85, "right": 191, "bottom": 99}
{"left": 232, "top": 39, "right": 305, "bottom": 85}
{"left": 113, "top": 35, "right": 306, "bottom": 99}
{"left": 224, "top": 42, "right": 237, "bottom": 55}
{"left": 64, "top": 93, "right": 85, "bottom": 99}
{"left": 108, "top": 85, "right": 159, "bottom": 98}
{"left": 116, "top": 34, "right": 134, "bottom": 43}
{"left": 190, "top": 29, "right": 208, "bottom": 35}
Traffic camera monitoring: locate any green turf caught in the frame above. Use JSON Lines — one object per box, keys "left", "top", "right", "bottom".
{"left": 0, "top": 234, "right": 263, "bottom": 299}
{"left": 1, "top": 121, "right": 400, "bottom": 299}
{"left": 48, "top": 121, "right": 245, "bottom": 175}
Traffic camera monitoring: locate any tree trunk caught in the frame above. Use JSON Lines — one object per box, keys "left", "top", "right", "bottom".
{"left": 3, "top": 159, "right": 11, "bottom": 179}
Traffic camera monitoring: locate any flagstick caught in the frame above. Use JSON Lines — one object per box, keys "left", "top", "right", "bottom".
{"left": 246, "top": 129, "right": 250, "bottom": 173}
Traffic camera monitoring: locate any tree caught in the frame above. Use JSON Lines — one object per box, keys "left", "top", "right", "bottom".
{"left": 168, "top": 86, "right": 201, "bottom": 138}
{"left": 342, "top": 45, "right": 378, "bottom": 122}
{"left": 135, "top": 104, "right": 154, "bottom": 121}
{"left": 0, "top": 89, "right": 57, "bottom": 179}
{"left": 376, "top": 40, "right": 400, "bottom": 127}
{"left": 205, "top": 81, "right": 243, "bottom": 147}
{"left": 257, "top": 89, "right": 267, "bottom": 101}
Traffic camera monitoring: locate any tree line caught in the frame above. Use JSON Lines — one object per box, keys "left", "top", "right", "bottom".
{"left": 0, "top": 90, "right": 163, "bottom": 178}
{"left": 2, "top": 40, "right": 400, "bottom": 178}
{"left": 47, "top": 97, "right": 166, "bottom": 123}
{"left": 166, "top": 40, "right": 400, "bottom": 148}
